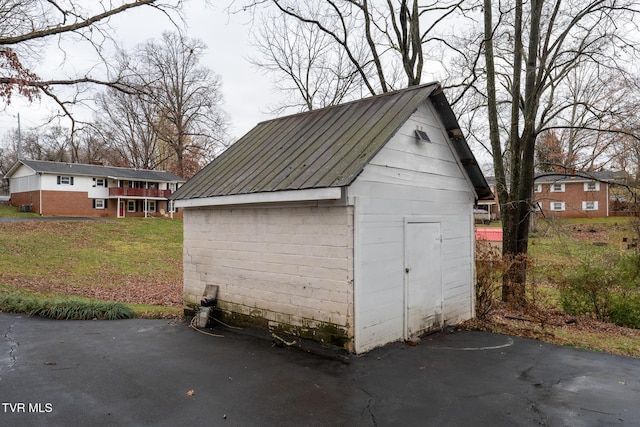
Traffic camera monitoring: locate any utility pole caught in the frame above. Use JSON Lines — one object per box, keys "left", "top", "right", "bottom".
{"left": 17, "top": 113, "right": 22, "bottom": 160}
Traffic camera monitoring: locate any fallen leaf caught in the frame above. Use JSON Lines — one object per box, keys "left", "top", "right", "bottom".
{"left": 186, "top": 389, "right": 195, "bottom": 397}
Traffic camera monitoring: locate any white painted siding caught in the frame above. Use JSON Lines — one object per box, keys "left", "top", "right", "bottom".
{"left": 183, "top": 205, "right": 355, "bottom": 345}
{"left": 10, "top": 164, "right": 36, "bottom": 178}
{"left": 348, "top": 100, "right": 475, "bottom": 353}
{"left": 30, "top": 174, "right": 108, "bottom": 199}
{"left": 41, "top": 174, "right": 88, "bottom": 192}
{"left": 10, "top": 175, "right": 40, "bottom": 193}
{"left": 9, "top": 164, "right": 39, "bottom": 193}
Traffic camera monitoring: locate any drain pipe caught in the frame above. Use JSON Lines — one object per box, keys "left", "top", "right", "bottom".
{"left": 195, "top": 285, "right": 219, "bottom": 328}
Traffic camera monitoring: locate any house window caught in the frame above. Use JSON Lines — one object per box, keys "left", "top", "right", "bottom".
{"left": 93, "top": 199, "right": 107, "bottom": 209}
{"left": 582, "top": 201, "right": 599, "bottom": 211}
{"left": 168, "top": 200, "right": 176, "bottom": 213}
{"left": 533, "top": 201, "right": 542, "bottom": 212}
{"left": 127, "top": 201, "right": 136, "bottom": 212}
{"left": 550, "top": 183, "right": 565, "bottom": 192}
{"left": 57, "top": 176, "right": 74, "bottom": 185}
{"left": 146, "top": 200, "right": 156, "bottom": 212}
{"left": 93, "top": 178, "right": 106, "bottom": 187}
{"left": 550, "top": 202, "right": 565, "bottom": 211}
{"left": 584, "top": 182, "right": 600, "bottom": 191}
{"left": 534, "top": 185, "right": 542, "bottom": 193}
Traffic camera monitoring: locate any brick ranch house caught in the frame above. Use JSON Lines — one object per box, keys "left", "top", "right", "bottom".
{"left": 171, "top": 83, "right": 493, "bottom": 353}
{"left": 5, "top": 159, "right": 185, "bottom": 218}
{"left": 477, "top": 171, "right": 627, "bottom": 221}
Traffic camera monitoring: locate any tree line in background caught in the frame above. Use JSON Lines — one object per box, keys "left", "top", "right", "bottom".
{"left": 0, "top": 30, "right": 228, "bottom": 183}
{"left": 0, "top": 1, "right": 228, "bottom": 186}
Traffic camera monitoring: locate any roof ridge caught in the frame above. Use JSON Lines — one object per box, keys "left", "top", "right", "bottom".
{"left": 254, "top": 82, "right": 441, "bottom": 125}
{"left": 22, "top": 158, "right": 173, "bottom": 173}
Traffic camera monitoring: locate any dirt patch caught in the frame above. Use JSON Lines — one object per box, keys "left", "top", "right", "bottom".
{"left": 565, "top": 224, "right": 610, "bottom": 242}
{"left": 0, "top": 274, "right": 181, "bottom": 306}
{"left": 461, "top": 302, "right": 640, "bottom": 358}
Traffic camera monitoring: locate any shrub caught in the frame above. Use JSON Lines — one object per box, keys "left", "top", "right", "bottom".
{"left": 559, "top": 256, "right": 613, "bottom": 321}
{"left": 475, "top": 241, "right": 502, "bottom": 319}
{"left": 609, "top": 294, "right": 640, "bottom": 329}
{"left": 0, "top": 294, "right": 43, "bottom": 313}
{"left": 559, "top": 252, "right": 640, "bottom": 325}
{"left": 0, "top": 294, "right": 134, "bottom": 320}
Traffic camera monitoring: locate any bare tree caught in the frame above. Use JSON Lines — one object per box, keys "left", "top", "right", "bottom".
{"left": 606, "top": 76, "right": 640, "bottom": 180}
{"left": 249, "top": 9, "right": 365, "bottom": 112}
{"left": 117, "top": 32, "right": 228, "bottom": 178}
{"left": 1, "top": 124, "right": 72, "bottom": 162}
{"left": 233, "top": 0, "right": 470, "bottom": 101}
{"left": 460, "top": 0, "right": 640, "bottom": 304}
{"left": 94, "top": 85, "right": 165, "bottom": 170}
{"left": 0, "top": 0, "right": 179, "bottom": 103}
{"left": 72, "top": 129, "right": 115, "bottom": 165}
{"left": 0, "top": 0, "right": 181, "bottom": 159}
{"left": 39, "top": 125, "right": 73, "bottom": 162}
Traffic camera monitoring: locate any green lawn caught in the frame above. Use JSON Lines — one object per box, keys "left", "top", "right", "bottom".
{"left": 528, "top": 217, "right": 635, "bottom": 284}
{"left": 0, "top": 204, "right": 183, "bottom": 315}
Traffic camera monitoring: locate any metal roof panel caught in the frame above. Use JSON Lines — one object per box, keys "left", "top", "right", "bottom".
{"left": 171, "top": 83, "right": 493, "bottom": 201}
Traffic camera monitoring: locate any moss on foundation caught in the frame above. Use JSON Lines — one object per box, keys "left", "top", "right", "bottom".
{"left": 272, "top": 323, "right": 350, "bottom": 348}
{"left": 217, "top": 310, "right": 271, "bottom": 330}
{"left": 188, "top": 301, "right": 352, "bottom": 350}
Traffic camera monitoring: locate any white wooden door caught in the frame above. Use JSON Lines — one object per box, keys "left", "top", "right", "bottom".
{"left": 405, "top": 222, "right": 443, "bottom": 339}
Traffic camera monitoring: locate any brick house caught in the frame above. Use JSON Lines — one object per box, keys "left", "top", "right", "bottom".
{"left": 534, "top": 171, "right": 625, "bottom": 218}
{"left": 477, "top": 171, "right": 626, "bottom": 220}
{"left": 171, "top": 83, "right": 493, "bottom": 353}
{"left": 5, "top": 159, "right": 185, "bottom": 218}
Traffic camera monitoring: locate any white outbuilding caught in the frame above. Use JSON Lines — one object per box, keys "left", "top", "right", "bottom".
{"left": 171, "top": 83, "right": 492, "bottom": 353}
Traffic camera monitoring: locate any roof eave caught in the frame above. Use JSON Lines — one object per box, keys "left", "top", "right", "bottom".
{"left": 429, "top": 88, "right": 493, "bottom": 200}
{"left": 4, "top": 159, "right": 31, "bottom": 179}
{"left": 175, "top": 187, "right": 343, "bottom": 208}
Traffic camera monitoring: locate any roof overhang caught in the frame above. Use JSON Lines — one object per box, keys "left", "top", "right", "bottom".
{"left": 4, "top": 160, "right": 30, "bottom": 179}
{"left": 429, "top": 88, "right": 493, "bottom": 201}
{"left": 175, "top": 187, "right": 343, "bottom": 208}
{"left": 106, "top": 175, "right": 185, "bottom": 183}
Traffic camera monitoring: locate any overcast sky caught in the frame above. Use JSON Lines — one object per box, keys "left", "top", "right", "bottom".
{"left": 0, "top": 1, "right": 496, "bottom": 171}
{"left": 0, "top": 2, "right": 283, "bottom": 142}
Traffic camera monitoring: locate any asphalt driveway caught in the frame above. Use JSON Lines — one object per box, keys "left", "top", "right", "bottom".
{"left": 1, "top": 313, "right": 639, "bottom": 426}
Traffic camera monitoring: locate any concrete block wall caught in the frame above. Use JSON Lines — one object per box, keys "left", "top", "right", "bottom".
{"left": 183, "top": 204, "right": 355, "bottom": 342}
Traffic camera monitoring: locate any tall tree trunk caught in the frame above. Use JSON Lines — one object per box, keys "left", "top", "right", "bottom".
{"left": 487, "top": 0, "right": 543, "bottom": 306}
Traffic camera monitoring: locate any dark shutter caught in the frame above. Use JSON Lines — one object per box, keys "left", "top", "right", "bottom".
{"left": 70, "top": 177, "right": 74, "bottom": 185}
{"left": 92, "top": 199, "right": 96, "bottom": 209}
{"left": 92, "top": 178, "right": 96, "bottom": 187}
{"left": 104, "top": 200, "right": 108, "bottom": 209}
{"left": 57, "top": 176, "right": 61, "bottom": 185}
